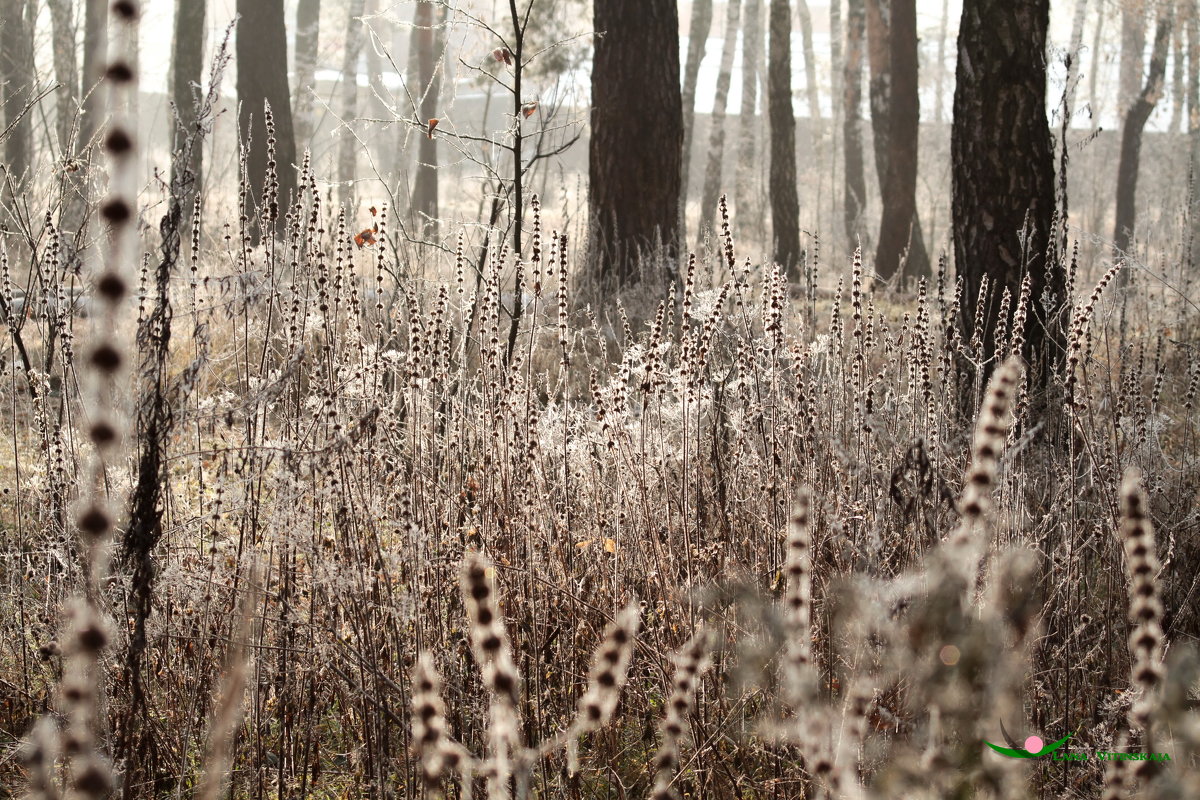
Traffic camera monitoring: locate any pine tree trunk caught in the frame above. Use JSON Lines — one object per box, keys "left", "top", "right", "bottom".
{"left": 80, "top": 0, "right": 107, "bottom": 151}
{"left": 680, "top": 0, "right": 714, "bottom": 220}
{"left": 1114, "top": 4, "right": 1174, "bottom": 279}
{"left": 411, "top": 1, "right": 442, "bottom": 237}
{"left": 393, "top": 23, "right": 417, "bottom": 212}
{"left": 875, "top": 0, "right": 927, "bottom": 282}
{"left": 844, "top": 0, "right": 868, "bottom": 247}
{"left": 1089, "top": 0, "right": 1106, "bottom": 131}
{"left": 1066, "top": 0, "right": 1088, "bottom": 125}
{"left": 934, "top": 0, "right": 949, "bottom": 124}
{"left": 830, "top": 0, "right": 843, "bottom": 124}
{"left": 1120, "top": 4, "right": 1149, "bottom": 119}
{"left": 365, "top": 0, "right": 391, "bottom": 171}
{"left": 588, "top": 0, "right": 683, "bottom": 286}
{"left": 1171, "top": 19, "right": 1186, "bottom": 133}
{"left": 952, "top": 0, "right": 1060, "bottom": 379}
{"left": 171, "top": 0, "right": 206, "bottom": 205}
{"left": 768, "top": 0, "right": 802, "bottom": 276}
{"left": 797, "top": 0, "right": 821, "bottom": 119}
{"left": 237, "top": 0, "right": 299, "bottom": 233}
{"left": 48, "top": 0, "right": 84, "bottom": 239}
{"left": 701, "top": 0, "right": 742, "bottom": 234}
{"left": 828, "top": 0, "right": 843, "bottom": 248}
{"left": 47, "top": 0, "right": 79, "bottom": 155}
{"left": 293, "top": 0, "right": 321, "bottom": 152}
{"left": 338, "top": 0, "right": 367, "bottom": 206}
{"left": 866, "top": 0, "right": 891, "bottom": 189}
{"left": 1187, "top": 1, "right": 1199, "bottom": 267}
{"left": 735, "top": 0, "right": 764, "bottom": 236}
{"left": 0, "top": 0, "right": 35, "bottom": 193}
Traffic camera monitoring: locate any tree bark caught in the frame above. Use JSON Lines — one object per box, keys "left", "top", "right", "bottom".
{"left": 768, "top": 0, "right": 802, "bottom": 277}
{"left": 1120, "top": 3, "right": 1149, "bottom": 119}
{"left": 0, "top": 0, "right": 35, "bottom": 193}
{"left": 1171, "top": 16, "right": 1186, "bottom": 133}
{"left": 735, "top": 0, "right": 764, "bottom": 235}
{"left": 47, "top": 0, "right": 79, "bottom": 155}
{"left": 237, "top": 0, "right": 299, "bottom": 234}
{"left": 952, "top": 0, "right": 1060, "bottom": 378}
{"left": 171, "top": 0, "right": 206, "bottom": 208}
{"left": 391, "top": 21, "right": 413, "bottom": 210}
{"left": 934, "top": 0, "right": 950, "bottom": 124}
{"left": 875, "top": 0, "right": 927, "bottom": 281}
{"left": 1187, "top": 1, "right": 1199, "bottom": 267}
{"left": 680, "top": 0, "right": 714, "bottom": 219}
{"left": 829, "top": 0, "right": 843, "bottom": 251}
{"left": 844, "top": 0, "right": 868, "bottom": 247}
{"left": 338, "top": 0, "right": 367, "bottom": 206}
{"left": 700, "top": 0, "right": 742, "bottom": 234}
{"left": 80, "top": 0, "right": 107, "bottom": 151}
{"left": 1114, "top": 3, "right": 1174, "bottom": 278}
{"left": 866, "top": 0, "right": 891, "bottom": 188}
{"left": 830, "top": 0, "right": 843, "bottom": 124}
{"left": 48, "top": 0, "right": 85, "bottom": 239}
{"left": 410, "top": 1, "right": 442, "bottom": 237}
{"left": 293, "top": 0, "right": 321, "bottom": 152}
{"left": 1065, "top": 0, "right": 1088, "bottom": 125}
{"left": 364, "top": 0, "right": 392, "bottom": 171}
{"left": 797, "top": 0, "right": 821, "bottom": 119}
{"left": 588, "top": 0, "right": 683, "bottom": 286}
{"left": 1088, "top": 0, "right": 1106, "bottom": 131}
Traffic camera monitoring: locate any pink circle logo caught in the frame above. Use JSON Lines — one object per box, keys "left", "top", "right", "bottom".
{"left": 1024, "top": 736, "right": 1044, "bottom": 754}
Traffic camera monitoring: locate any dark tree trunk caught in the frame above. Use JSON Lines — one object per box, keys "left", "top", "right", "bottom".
{"left": 293, "top": 0, "right": 321, "bottom": 151}
{"left": 237, "top": 0, "right": 299, "bottom": 233}
{"left": 47, "top": 0, "right": 79, "bottom": 155}
{"left": 866, "top": 0, "right": 891, "bottom": 185}
{"left": 411, "top": 1, "right": 442, "bottom": 237}
{"left": 952, "top": 0, "right": 1060, "bottom": 378}
{"left": 80, "top": 0, "right": 107, "bottom": 151}
{"left": 171, "top": 0, "right": 206, "bottom": 209}
{"left": 844, "top": 0, "right": 868, "bottom": 247}
{"left": 680, "top": 0, "right": 714, "bottom": 220}
{"left": 1120, "top": 4, "right": 1149, "bottom": 118}
{"left": 338, "top": 0, "right": 367, "bottom": 206}
{"left": 1114, "top": 4, "right": 1174, "bottom": 278}
{"left": 0, "top": 0, "right": 35, "bottom": 193}
{"left": 735, "top": 0, "right": 764, "bottom": 236}
{"left": 875, "top": 0, "right": 928, "bottom": 281}
{"left": 589, "top": 0, "right": 683, "bottom": 286}
{"left": 768, "top": 0, "right": 802, "bottom": 277}
{"left": 700, "top": 0, "right": 742, "bottom": 235}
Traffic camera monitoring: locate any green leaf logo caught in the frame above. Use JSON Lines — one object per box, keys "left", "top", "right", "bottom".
{"left": 984, "top": 733, "right": 1072, "bottom": 759}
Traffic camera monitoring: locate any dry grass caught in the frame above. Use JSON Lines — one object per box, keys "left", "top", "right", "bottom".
{"left": 0, "top": 19, "right": 1198, "bottom": 799}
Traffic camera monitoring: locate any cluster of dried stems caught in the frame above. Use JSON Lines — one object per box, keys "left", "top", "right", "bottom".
{"left": 1, "top": 15, "right": 1199, "bottom": 800}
